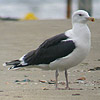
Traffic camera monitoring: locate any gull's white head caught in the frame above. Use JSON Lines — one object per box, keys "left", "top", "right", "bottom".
{"left": 72, "top": 10, "right": 95, "bottom": 24}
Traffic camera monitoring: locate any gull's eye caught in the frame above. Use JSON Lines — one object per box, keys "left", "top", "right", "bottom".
{"left": 79, "top": 14, "right": 83, "bottom": 16}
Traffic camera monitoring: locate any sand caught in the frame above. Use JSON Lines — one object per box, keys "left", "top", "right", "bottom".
{"left": 0, "top": 19, "right": 100, "bottom": 100}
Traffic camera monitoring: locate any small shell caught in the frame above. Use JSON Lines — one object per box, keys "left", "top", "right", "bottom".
{"left": 77, "top": 77, "right": 86, "bottom": 80}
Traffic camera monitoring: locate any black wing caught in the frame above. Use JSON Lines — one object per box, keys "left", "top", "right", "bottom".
{"left": 24, "top": 33, "right": 76, "bottom": 65}
{"left": 39, "top": 33, "right": 68, "bottom": 48}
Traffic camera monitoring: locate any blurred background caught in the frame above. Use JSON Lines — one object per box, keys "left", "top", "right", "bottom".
{"left": 0, "top": 0, "right": 99, "bottom": 20}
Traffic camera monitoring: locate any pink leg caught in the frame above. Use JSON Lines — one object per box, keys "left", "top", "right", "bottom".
{"left": 65, "top": 69, "right": 83, "bottom": 90}
{"left": 55, "top": 69, "right": 59, "bottom": 89}
{"left": 65, "top": 69, "right": 70, "bottom": 89}
{"left": 55, "top": 69, "right": 83, "bottom": 90}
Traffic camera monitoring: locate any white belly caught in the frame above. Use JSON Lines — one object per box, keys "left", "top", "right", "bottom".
{"left": 49, "top": 46, "right": 90, "bottom": 71}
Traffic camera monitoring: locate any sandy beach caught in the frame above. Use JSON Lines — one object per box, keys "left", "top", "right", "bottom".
{"left": 0, "top": 19, "right": 100, "bottom": 100}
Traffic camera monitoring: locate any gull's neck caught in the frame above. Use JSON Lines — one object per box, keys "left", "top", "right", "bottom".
{"left": 72, "top": 22, "right": 91, "bottom": 44}
{"left": 72, "top": 23, "right": 90, "bottom": 37}
{"left": 72, "top": 23, "right": 87, "bottom": 31}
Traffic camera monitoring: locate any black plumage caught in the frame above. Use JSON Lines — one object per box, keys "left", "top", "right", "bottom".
{"left": 4, "top": 33, "right": 76, "bottom": 68}
{"left": 23, "top": 33, "right": 76, "bottom": 65}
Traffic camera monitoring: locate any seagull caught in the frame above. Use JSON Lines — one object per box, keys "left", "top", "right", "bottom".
{"left": 3, "top": 10, "right": 94, "bottom": 90}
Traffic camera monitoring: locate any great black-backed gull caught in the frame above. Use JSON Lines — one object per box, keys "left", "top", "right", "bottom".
{"left": 3, "top": 10, "right": 94, "bottom": 90}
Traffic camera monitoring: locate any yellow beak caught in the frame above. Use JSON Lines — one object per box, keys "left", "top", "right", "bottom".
{"left": 87, "top": 17, "right": 95, "bottom": 22}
